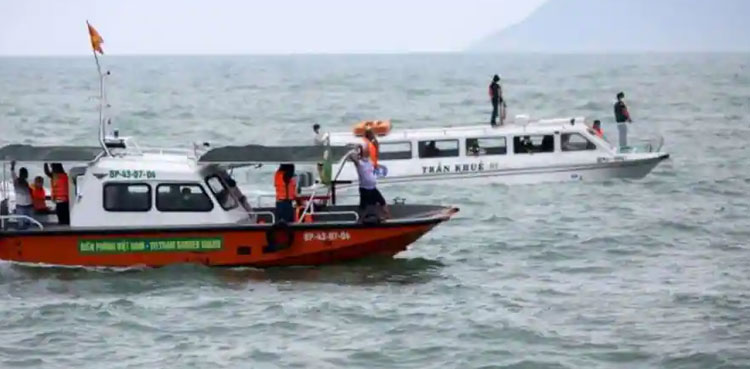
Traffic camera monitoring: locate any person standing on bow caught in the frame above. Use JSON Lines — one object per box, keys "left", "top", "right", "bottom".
{"left": 350, "top": 145, "right": 389, "bottom": 222}
{"left": 44, "top": 162, "right": 70, "bottom": 225}
{"left": 10, "top": 161, "right": 32, "bottom": 230}
{"left": 614, "top": 92, "right": 633, "bottom": 148}
{"left": 489, "top": 74, "right": 506, "bottom": 126}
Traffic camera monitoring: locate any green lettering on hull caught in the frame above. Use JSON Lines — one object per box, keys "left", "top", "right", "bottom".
{"left": 78, "top": 237, "right": 224, "bottom": 254}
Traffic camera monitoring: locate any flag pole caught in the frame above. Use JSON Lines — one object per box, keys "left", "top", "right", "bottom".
{"left": 88, "top": 21, "right": 110, "bottom": 156}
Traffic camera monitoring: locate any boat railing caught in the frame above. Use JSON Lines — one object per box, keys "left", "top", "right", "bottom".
{"left": 246, "top": 210, "right": 276, "bottom": 224}
{"left": 0, "top": 215, "right": 44, "bottom": 231}
{"left": 306, "top": 210, "right": 360, "bottom": 223}
{"left": 107, "top": 137, "right": 198, "bottom": 159}
{"left": 617, "top": 134, "right": 665, "bottom": 154}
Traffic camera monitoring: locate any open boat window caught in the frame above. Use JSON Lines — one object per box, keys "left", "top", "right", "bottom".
{"left": 513, "top": 135, "right": 554, "bottom": 154}
{"left": 205, "top": 175, "right": 239, "bottom": 210}
{"left": 466, "top": 137, "right": 507, "bottom": 156}
{"left": 103, "top": 183, "right": 151, "bottom": 212}
{"left": 418, "top": 140, "right": 458, "bottom": 158}
{"left": 156, "top": 183, "right": 213, "bottom": 212}
{"left": 561, "top": 133, "right": 596, "bottom": 151}
{"left": 378, "top": 142, "right": 412, "bottom": 160}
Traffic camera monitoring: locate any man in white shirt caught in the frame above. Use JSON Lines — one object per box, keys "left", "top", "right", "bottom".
{"left": 10, "top": 161, "right": 33, "bottom": 230}
{"left": 349, "top": 146, "right": 389, "bottom": 222}
{"left": 313, "top": 124, "right": 329, "bottom": 146}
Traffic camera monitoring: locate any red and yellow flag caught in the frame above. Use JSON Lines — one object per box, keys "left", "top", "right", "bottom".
{"left": 86, "top": 21, "right": 104, "bottom": 54}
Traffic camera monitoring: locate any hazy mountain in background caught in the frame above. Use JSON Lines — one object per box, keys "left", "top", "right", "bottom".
{"left": 470, "top": 0, "right": 750, "bottom": 52}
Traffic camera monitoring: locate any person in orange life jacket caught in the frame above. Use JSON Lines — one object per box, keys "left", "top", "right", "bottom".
{"left": 489, "top": 74, "right": 506, "bottom": 126}
{"left": 592, "top": 120, "right": 604, "bottom": 138}
{"left": 30, "top": 176, "right": 52, "bottom": 215}
{"left": 350, "top": 145, "right": 390, "bottom": 221}
{"left": 363, "top": 128, "right": 379, "bottom": 168}
{"left": 10, "top": 161, "right": 32, "bottom": 230}
{"left": 44, "top": 162, "right": 70, "bottom": 225}
{"left": 274, "top": 164, "right": 297, "bottom": 223}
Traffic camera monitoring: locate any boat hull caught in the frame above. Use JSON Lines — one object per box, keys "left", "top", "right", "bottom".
{"left": 325, "top": 154, "right": 670, "bottom": 188}
{"left": 0, "top": 221, "right": 443, "bottom": 268}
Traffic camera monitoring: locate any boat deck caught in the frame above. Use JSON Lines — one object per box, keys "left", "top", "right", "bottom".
{"left": 0, "top": 204, "right": 456, "bottom": 234}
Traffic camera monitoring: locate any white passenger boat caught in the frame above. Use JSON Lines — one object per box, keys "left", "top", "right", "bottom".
{"left": 321, "top": 116, "right": 669, "bottom": 187}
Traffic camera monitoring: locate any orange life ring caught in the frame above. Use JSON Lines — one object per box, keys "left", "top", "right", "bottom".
{"left": 353, "top": 120, "right": 391, "bottom": 136}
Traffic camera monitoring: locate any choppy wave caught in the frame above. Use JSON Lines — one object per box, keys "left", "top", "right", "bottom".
{"left": 1, "top": 53, "right": 750, "bottom": 368}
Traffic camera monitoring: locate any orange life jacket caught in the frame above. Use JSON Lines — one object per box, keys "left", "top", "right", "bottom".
{"left": 362, "top": 138, "right": 378, "bottom": 167}
{"left": 51, "top": 173, "right": 69, "bottom": 202}
{"left": 30, "top": 185, "right": 47, "bottom": 211}
{"left": 274, "top": 170, "right": 297, "bottom": 201}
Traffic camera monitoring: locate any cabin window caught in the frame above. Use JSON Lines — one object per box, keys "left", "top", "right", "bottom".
{"left": 103, "top": 183, "right": 151, "bottom": 212}
{"left": 418, "top": 140, "right": 459, "bottom": 158}
{"left": 378, "top": 142, "right": 412, "bottom": 160}
{"left": 513, "top": 135, "right": 554, "bottom": 154}
{"left": 156, "top": 184, "right": 214, "bottom": 212}
{"left": 561, "top": 133, "right": 596, "bottom": 151}
{"left": 205, "top": 175, "right": 239, "bottom": 210}
{"left": 466, "top": 137, "right": 507, "bottom": 156}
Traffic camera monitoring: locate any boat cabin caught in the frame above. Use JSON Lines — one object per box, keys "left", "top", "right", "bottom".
{"left": 325, "top": 117, "right": 629, "bottom": 184}
{"left": 0, "top": 142, "right": 354, "bottom": 230}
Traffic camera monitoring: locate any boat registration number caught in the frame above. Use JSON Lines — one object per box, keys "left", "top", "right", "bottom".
{"left": 109, "top": 170, "right": 156, "bottom": 179}
{"left": 78, "top": 237, "right": 223, "bottom": 254}
{"left": 303, "top": 231, "right": 351, "bottom": 242}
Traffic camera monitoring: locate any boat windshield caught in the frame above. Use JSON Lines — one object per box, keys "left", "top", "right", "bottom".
{"left": 205, "top": 174, "right": 239, "bottom": 211}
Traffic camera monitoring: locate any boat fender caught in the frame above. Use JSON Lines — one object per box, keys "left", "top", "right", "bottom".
{"left": 265, "top": 223, "right": 294, "bottom": 252}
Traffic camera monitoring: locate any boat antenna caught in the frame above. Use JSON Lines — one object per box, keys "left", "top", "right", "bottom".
{"left": 87, "top": 21, "right": 111, "bottom": 157}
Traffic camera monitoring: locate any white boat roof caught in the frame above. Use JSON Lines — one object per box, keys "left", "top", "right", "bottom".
{"left": 328, "top": 116, "right": 591, "bottom": 142}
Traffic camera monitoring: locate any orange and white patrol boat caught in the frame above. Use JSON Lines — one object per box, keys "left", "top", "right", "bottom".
{"left": 0, "top": 140, "right": 457, "bottom": 268}
{"left": 0, "top": 24, "right": 457, "bottom": 268}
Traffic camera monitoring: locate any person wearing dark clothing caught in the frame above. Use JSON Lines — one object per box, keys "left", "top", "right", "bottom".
{"left": 613, "top": 92, "right": 632, "bottom": 148}
{"left": 489, "top": 74, "right": 506, "bottom": 126}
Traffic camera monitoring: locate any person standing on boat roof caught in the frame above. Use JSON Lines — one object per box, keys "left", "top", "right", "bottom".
{"left": 350, "top": 145, "right": 389, "bottom": 222}
{"left": 10, "top": 161, "right": 32, "bottom": 230}
{"left": 489, "top": 74, "right": 506, "bottom": 126}
{"left": 313, "top": 124, "right": 329, "bottom": 146}
{"left": 274, "top": 164, "right": 297, "bottom": 224}
{"left": 614, "top": 92, "right": 633, "bottom": 148}
{"left": 44, "top": 163, "right": 70, "bottom": 225}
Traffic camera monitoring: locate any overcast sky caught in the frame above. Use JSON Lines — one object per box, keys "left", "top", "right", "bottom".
{"left": 0, "top": 0, "right": 546, "bottom": 55}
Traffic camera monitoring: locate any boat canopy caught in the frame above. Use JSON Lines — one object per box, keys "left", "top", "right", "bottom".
{"left": 0, "top": 144, "right": 104, "bottom": 162}
{"left": 198, "top": 144, "right": 354, "bottom": 165}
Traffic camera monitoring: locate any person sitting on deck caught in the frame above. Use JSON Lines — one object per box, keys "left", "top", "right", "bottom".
{"left": 350, "top": 145, "right": 389, "bottom": 223}
{"left": 30, "top": 176, "right": 52, "bottom": 216}
{"left": 10, "top": 161, "right": 32, "bottom": 230}
{"left": 592, "top": 120, "right": 604, "bottom": 138}
{"left": 44, "top": 163, "right": 70, "bottom": 225}
{"left": 274, "top": 164, "right": 297, "bottom": 223}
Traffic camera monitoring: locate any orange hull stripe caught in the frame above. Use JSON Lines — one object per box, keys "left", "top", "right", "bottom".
{"left": 0, "top": 224, "right": 434, "bottom": 268}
